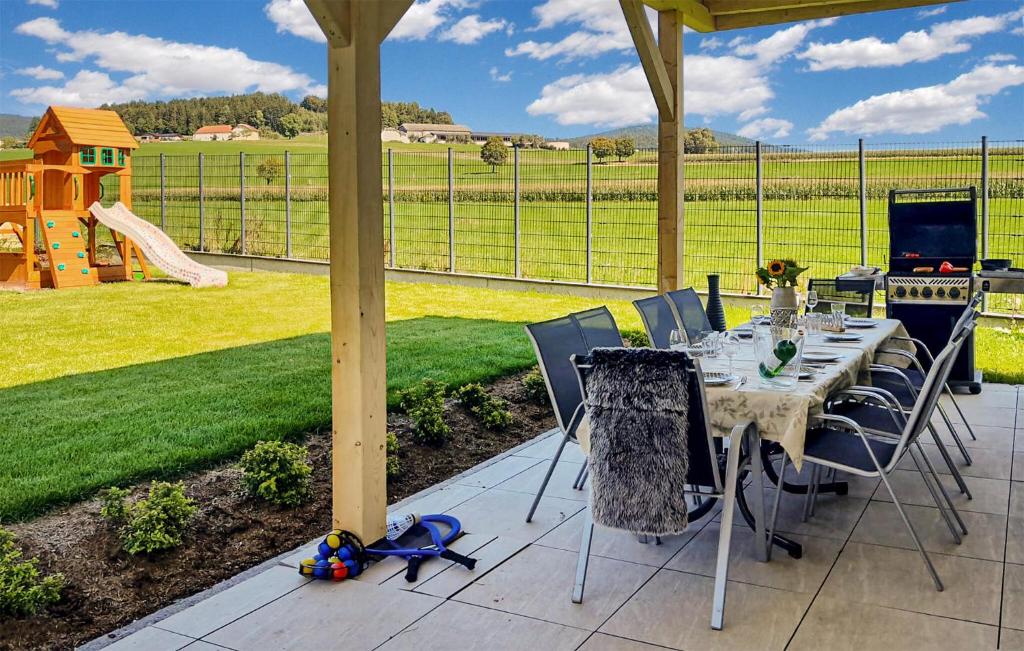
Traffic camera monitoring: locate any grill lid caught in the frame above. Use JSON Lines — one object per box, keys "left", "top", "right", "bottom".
{"left": 888, "top": 188, "right": 977, "bottom": 271}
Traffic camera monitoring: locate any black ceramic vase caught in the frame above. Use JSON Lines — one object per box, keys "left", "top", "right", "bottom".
{"left": 706, "top": 274, "right": 727, "bottom": 332}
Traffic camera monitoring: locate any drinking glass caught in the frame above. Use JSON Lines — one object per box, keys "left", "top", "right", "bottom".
{"left": 697, "top": 330, "right": 720, "bottom": 358}
{"left": 722, "top": 332, "right": 741, "bottom": 377}
{"left": 752, "top": 325, "right": 805, "bottom": 389}
{"left": 831, "top": 303, "right": 846, "bottom": 320}
{"left": 668, "top": 329, "right": 687, "bottom": 351}
{"left": 750, "top": 304, "right": 766, "bottom": 326}
{"left": 806, "top": 290, "right": 819, "bottom": 313}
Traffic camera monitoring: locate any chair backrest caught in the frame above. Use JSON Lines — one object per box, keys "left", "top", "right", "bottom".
{"left": 523, "top": 307, "right": 623, "bottom": 438}
{"left": 574, "top": 306, "right": 624, "bottom": 349}
{"left": 665, "top": 288, "right": 712, "bottom": 342}
{"left": 807, "top": 278, "right": 875, "bottom": 317}
{"left": 633, "top": 295, "right": 677, "bottom": 349}
{"left": 951, "top": 291, "right": 983, "bottom": 340}
{"left": 572, "top": 350, "right": 723, "bottom": 494}
{"left": 894, "top": 318, "right": 977, "bottom": 465}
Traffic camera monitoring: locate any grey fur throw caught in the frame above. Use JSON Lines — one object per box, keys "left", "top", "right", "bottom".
{"left": 585, "top": 347, "right": 691, "bottom": 536}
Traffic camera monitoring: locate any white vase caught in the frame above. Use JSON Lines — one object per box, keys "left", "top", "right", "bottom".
{"left": 770, "top": 286, "right": 798, "bottom": 327}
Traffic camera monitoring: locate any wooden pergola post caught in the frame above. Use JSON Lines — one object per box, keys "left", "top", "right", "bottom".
{"left": 656, "top": 10, "right": 684, "bottom": 294}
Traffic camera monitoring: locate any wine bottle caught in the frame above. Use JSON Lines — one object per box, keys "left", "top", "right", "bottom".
{"left": 758, "top": 330, "right": 804, "bottom": 378}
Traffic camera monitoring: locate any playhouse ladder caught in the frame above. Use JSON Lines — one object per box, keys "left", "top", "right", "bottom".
{"left": 39, "top": 210, "right": 97, "bottom": 289}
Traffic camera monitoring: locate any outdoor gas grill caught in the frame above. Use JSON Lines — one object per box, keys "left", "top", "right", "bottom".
{"left": 885, "top": 188, "right": 981, "bottom": 393}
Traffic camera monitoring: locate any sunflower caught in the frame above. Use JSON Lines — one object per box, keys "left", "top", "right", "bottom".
{"left": 767, "top": 260, "right": 786, "bottom": 277}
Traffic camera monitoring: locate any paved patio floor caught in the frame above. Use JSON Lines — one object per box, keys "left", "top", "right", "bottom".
{"left": 94, "top": 385, "right": 1023, "bottom": 650}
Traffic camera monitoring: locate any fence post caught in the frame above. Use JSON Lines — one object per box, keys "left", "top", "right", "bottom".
{"left": 858, "top": 138, "right": 867, "bottom": 266}
{"left": 159, "top": 153, "right": 166, "bottom": 232}
{"left": 198, "top": 153, "right": 205, "bottom": 251}
{"left": 448, "top": 147, "right": 455, "bottom": 273}
{"left": 387, "top": 148, "right": 395, "bottom": 268}
{"left": 239, "top": 151, "right": 246, "bottom": 255}
{"left": 513, "top": 145, "right": 521, "bottom": 277}
{"left": 284, "top": 151, "right": 292, "bottom": 259}
{"left": 755, "top": 141, "right": 763, "bottom": 292}
{"left": 586, "top": 143, "right": 593, "bottom": 284}
{"left": 981, "top": 136, "right": 989, "bottom": 312}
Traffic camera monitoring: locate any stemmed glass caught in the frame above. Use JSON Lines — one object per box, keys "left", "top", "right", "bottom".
{"left": 722, "top": 332, "right": 740, "bottom": 377}
{"left": 806, "top": 290, "right": 819, "bottom": 314}
{"left": 668, "top": 329, "right": 687, "bottom": 351}
{"left": 750, "top": 304, "right": 766, "bottom": 325}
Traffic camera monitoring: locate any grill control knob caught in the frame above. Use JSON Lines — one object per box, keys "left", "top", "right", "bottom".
{"left": 922, "top": 287, "right": 933, "bottom": 299}
{"left": 894, "top": 286, "right": 907, "bottom": 298}
{"left": 949, "top": 287, "right": 961, "bottom": 299}
{"left": 910, "top": 287, "right": 919, "bottom": 297}
{"left": 936, "top": 288, "right": 946, "bottom": 298}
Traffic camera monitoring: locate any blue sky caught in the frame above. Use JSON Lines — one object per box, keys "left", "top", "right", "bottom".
{"left": 1, "top": 0, "right": 1022, "bottom": 143}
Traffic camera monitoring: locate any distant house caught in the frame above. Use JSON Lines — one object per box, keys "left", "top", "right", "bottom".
{"left": 398, "top": 123, "right": 471, "bottom": 143}
{"left": 545, "top": 141, "right": 571, "bottom": 150}
{"left": 193, "top": 125, "right": 233, "bottom": 141}
{"left": 381, "top": 128, "right": 409, "bottom": 143}
{"left": 138, "top": 133, "right": 182, "bottom": 143}
{"left": 232, "top": 124, "right": 259, "bottom": 141}
{"left": 470, "top": 132, "right": 519, "bottom": 146}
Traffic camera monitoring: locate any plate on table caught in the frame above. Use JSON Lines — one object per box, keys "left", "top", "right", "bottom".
{"left": 844, "top": 318, "right": 877, "bottom": 328}
{"left": 703, "top": 372, "right": 739, "bottom": 386}
{"left": 824, "top": 332, "right": 864, "bottom": 343}
{"left": 799, "top": 367, "right": 818, "bottom": 380}
{"left": 732, "top": 326, "right": 753, "bottom": 338}
{"left": 803, "top": 349, "right": 842, "bottom": 363}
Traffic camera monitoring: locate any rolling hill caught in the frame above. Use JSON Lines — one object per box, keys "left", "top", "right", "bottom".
{"left": 564, "top": 124, "right": 753, "bottom": 148}
{"left": 0, "top": 114, "right": 34, "bottom": 139}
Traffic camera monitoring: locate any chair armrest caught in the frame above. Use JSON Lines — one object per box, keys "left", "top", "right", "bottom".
{"left": 875, "top": 347, "right": 927, "bottom": 375}
{"left": 869, "top": 364, "right": 918, "bottom": 399}
{"left": 729, "top": 420, "right": 757, "bottom": 441}
{"left": 825, "top": 387, "right": 908, "bottom": 437}
{"left": 886, "top": 336, "right": 933, "bottom": 364}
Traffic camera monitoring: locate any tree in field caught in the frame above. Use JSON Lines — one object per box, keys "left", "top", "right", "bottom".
{"left": 590, "top": 137, "right": 615, "bottom": 162}
{"left": 614, "top": 136, "right": 636, "bottom": 161}
{"left": 24, "top": 117, "right": 40, "bottom": 139}
{"left": 480, "top": 136, "right": 508, "bottom": 172}
{"left": 300, "top": 95, "right": 328, "bottom": 113}
{"left": 257, "top": 158, "right": 283, "bottom": 185}
{"left": 279, "top": 113, "right": 302, "bottom": 138}
{"left": 381, "top": 104, "right": 399, "bottom": 129}
{"left": 683, "top": 128, "right": 719, "bottom": 154}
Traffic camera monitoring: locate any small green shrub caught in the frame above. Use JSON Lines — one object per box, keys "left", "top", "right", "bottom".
{"left": 100, "top": 481, "right": 197, "bottom": 555}
{"left": 621, "top": 328, "right": 650, "bottom": 348}
{"left": 456, "top": 383, "right": 514, "bottom": 431}
{"left": 0, "top": 527, "right": 64, "bottom": 617}
{"left": 386, "top": 432, "right": 401, "bottom": 478}
{"left": 400, "top": 380, "right": 450, "bottom": 446}
{"left": 521, "top": 368, "right": 549, "bottom": 405}
{"left": 239, "top": 440, "right": 313, "bottom": 507}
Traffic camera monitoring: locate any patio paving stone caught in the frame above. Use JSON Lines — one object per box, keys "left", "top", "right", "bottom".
{"left": 393, "top": 482, "right": 486, "bottom": 515}
{"left": 787, "top": 596, "right": 998, "bottom": 651}
{"left": 1004, "top": 563, "right": 1024, "bottom": 632}
{"left": 180, "top": 643, "right": 230, "bottom": 650}
{"left": 933, "top": 424, "right": 1015, "bottom": 451}
{"left": 850, "top": 501, "right": 1007, "bottom": 562}
{"left": 454, "top": 544, "right": 656, "bottom": 630}
{"left": 1009, "top": 483, "right": 1024, "bottom": 565}
{"left": 377, "top": 600, "right": 589, "bottom": 651}
{"left": 157, "top": 565, "right": 309, "bottom": 639}
{"left": 445, "top": 488, "right": 584, "bottom": 543}
{"left": 1013, "top": 452, "right": 1022, "bottom": 481}
{"left": 513, "top": 432, "right": 586, "bottom": 464}
{"left": 576, "top": 633, "right": 673, "bottom": 650}
{"left": 871, "top": 468, "right": 1011, "bottom": 515}
{"left": 495, "top": 459, "right": 587, "bottom": 502}
{"left": 102, "top": 627, "right": 195, "bottom": 651}
{"left": 818, "top": 541, "right": 1003, "bottom": 624}
{"left": 740, "top": 486, "right": 870, "bottom": 540}
{"left": 452, "top": 455, "right": 541, "bottom": 489}
{"left": 203, "top": 579, "right": 442, "bottom": 651}
{"left": 379, "top": 533, "right": 496, "bottom": 592}
{"left": 665, "top": 521, "right": 844, "bottom": 594}
{"left": 411, "top": 535, "right": 530, "bottom": 599}
{"left": 1004, "top": 628, "right": 1024, "bottom": 649}
{"left": 600, "top": 568, "right": 810, "bottom": 651}
{"left": 898, "top": 443, "right": 1013, "bottom": 480}
{"left": 534, "top": 509, "right": 702, "bottom": 567}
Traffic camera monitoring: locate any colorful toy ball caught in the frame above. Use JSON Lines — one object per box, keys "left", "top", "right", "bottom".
{"left": 331, "top": 562, "right": 348, "bottom": 582}
{"left": 336, "top": 546, "right": 352, "bottom": 562}
{"left": 325, "top": 531, "right": 343, "bottom": 550}
{"left": 312, "top": 553, "right": 324, "bottom": 563}
{"left": 300, "top": 558, "right": 316, "bottom": 576}
{"left": 343, "top": 560, "right": 360, "bottom": 578}
{"left": 313, "top": 559, "right": 331, "bottom": 578}
{"left": 318, "top": 542, "right": 333, "bottom": 558}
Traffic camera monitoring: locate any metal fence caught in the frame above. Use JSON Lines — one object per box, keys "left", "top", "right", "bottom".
{"left": 128, "top": 138, "right": 1024, "bottom": 314}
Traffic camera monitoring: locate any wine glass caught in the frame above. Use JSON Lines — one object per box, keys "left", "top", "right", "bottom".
{"left": 806, "top": 290, "right": 819, "bottom": 314}
{"left": 722, "top": 332, "right": 740, "bottom": 377}
{"left": 668, "top": 329, "right": 687, "bottom": 351}
{"left": 750, "top": 304, "right": 766, "bottom": 326}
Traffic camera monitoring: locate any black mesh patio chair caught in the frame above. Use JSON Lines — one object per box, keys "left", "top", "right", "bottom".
{"left": 523, "top": 307, "right": 623, "bottom": 523}
{"left": 665, "top": 288, "right": 712, "bottom": 342}
{"left": 570, "top": 349, "right": 754, "bottom": 630}
{"left": 788, "top": 320, "right": 976, "bottom": 592}
{"left": 632, "top": 295, "right": 678, "bottom": 349}
{"left": 806, "top": 278, "right": 875, "bottom": 317}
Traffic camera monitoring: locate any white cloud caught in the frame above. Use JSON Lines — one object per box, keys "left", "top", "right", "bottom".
{"left": 917, "top": 6, "right": 947, "bottom": 18}
{"left": 985, "top": 53, "right": 1017, "bottom": 63}
{"left": 16, "top": 65, "right": 63, "bottom": 80}
{"left": 264, "top": 0, "right": 324, "bottom": 43}
{"left": 10, "top": 70, "right": 149, "bottom": 106}
{"left": 799, "top": 9, "right": 1024, "bottom": 71}
{"left": 700, "top": 36, "right": 723, "bottom": 50}
{"left": 27, "top": 0, "right": 58, "bottom": 8}
{"left": 489, "top": 66, "right": 512, "bottom": 82}
{"left": 11, "top": 17, "right": 323, "bottom": 107}
{"left": 737, "top": 117, "right": 793, "bottom": 139}
{"left": 439, "top": 14, "right": 507, "bottom": 44}
{"left": 506, "top": 0, "right": 649, "bottom": 62}
{"left": 525, "top": 16, "right": 826, "bottom": 128}
{"left": 808, "top": 63, "right": 1024, "bottom": 140}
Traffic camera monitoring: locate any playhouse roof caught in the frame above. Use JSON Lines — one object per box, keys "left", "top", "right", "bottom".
{"left": 28, "top": 106, "right": 139, "bottom": 150}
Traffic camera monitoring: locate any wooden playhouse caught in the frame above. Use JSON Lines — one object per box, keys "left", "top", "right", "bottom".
{"left": 0, "top": 106, "right": 150, "bottom": 290}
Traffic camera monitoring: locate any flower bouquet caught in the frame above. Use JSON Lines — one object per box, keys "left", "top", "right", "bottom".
{"left": 755, "top": 259, "right": 808, "bottom": 327}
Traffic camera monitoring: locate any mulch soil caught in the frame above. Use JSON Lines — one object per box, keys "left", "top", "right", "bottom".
{"left": 1, "top": 371, "right": 555, "bottom": 651}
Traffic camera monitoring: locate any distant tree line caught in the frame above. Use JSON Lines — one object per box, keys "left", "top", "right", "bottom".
{"left": 99, "top": 93, "right": 454, "bottom": 138}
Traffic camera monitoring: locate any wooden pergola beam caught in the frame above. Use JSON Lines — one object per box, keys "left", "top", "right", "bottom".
{"left": 714, "top": 0, "right": 952, "bottom": 28}
{"left": 620, "top": 0, "right": 676, "bottom": 121}
{"left": 656, "top": 9, "right": 684, "bottom": 293}
{"left": 305, "top": 0, "right": 351, "bottom": 48}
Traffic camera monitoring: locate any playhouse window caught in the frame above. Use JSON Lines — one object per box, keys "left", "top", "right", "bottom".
{"left": 101, "top": 148, "right": 114, "bottom": 166}
{"left": 117, "top": 149, "right": 126, "bottom": 166}
{"left": 80, "top": 147, "right": 96, "bottom": 165}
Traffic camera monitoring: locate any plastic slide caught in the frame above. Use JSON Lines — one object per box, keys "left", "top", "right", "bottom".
{"left": 88, "top": 201, "right": 228, "bottom": 288}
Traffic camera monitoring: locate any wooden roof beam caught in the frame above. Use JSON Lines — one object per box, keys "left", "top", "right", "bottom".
{"left": 620, "top": 0, "right": 676, "bottom": 121}
{"left": 644, "top": 0, "right": 716, "bottom": 30}
{"left": 713, "top": 0, "right": 954, "bottom": 29}
{"left": 305, "top": 0, "right": 351, "bottom": 48}
{"left": 378, "top": 1, "right": 414, "bottom": 42}
{"left": 707, "top": 0, "right": 953, "bottom": 15}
